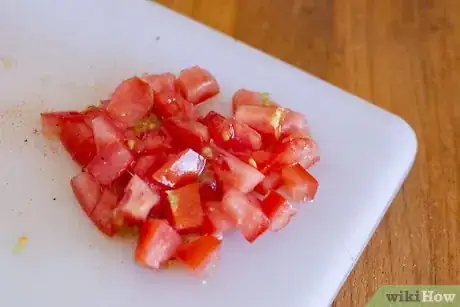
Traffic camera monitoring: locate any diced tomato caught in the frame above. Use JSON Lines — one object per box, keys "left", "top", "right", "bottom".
{"left": 221, "top": 189, "right": 269, "bottom": 242}
{"left": 280, "top": 110, "right": 310, "bottom": 138}
{"left": 91, "top": 115, "right": 124, "bottom": 152}
{"left": 154, "top": 90, "right": 196, "bottom": 120}
{"left": 86, "top": 142, "right": 134, "bottom": 186}
{"left": 141, "top": 73, "right": 176, "bottom": 94}
{"left": 110, "top": 172, "right": 133, "bottom": 200}
{"left": 281, "top": 164, "right": 319, "bottom": 202}
{"left": 147, "top": 193, "right": 170, "bottom": 219}
{"left": 132, "top": 155, "right": 157, "bottom": 177}
{"left": 261, "top": 190, "right": 297, "bottom": 232}
{"left": 81, "top": 106, "right": 106, "bottom": 128}
{"left": 202, "top": 111, "right": 262, "bottom": 152}
{"left": 104, "top": 77, "right": 154, "bottom": 126}
{"left": 254, "top": 171, "right": 283, "bottom": 196}
{"left": 163, "top": 119, "right": 209, "bottom": 152}
{"left": 117, "top": 175, "right": 161, "bottom": 224}
{"left": 203, "top": 201, "right": 234, "bottom": 235}
{"left": 134, "top": 128, "right": 176, "bottom": 155}
{"left": 231, "top": 89, "right": 276, "bottom": 113}
{"left": 198, "top": 164, "right": 223, "bottom": 202}
{"left": 40, "top": 111, "right": 82, "bottom": 139}
{"left": 152, "top": 149, "right": 206, "bottom": 188}
{"left": 176, "top": 235, "right": 221, "bottom": 271}
{"left": 234, "top": 105, "right": 285, "bottom": 139}
{"left": 212, "top": 149, "right": 264, "bottom": 193}
{"left": 60, "top": 119, "right": 97, "bottom": 167}
{"left": 167, "top": 182, "right": 204, "bottom": 233}
{"left": 273, "top": 137, "right": 319, "bottom": 169}
{"left": 176, "top": 66, "right": 219, "bottom": 105}
{"left": 70, "top": 172, "right": 102, "bottom": 217}
{"left": 135, "top": 219, "right": 182, "bottom": 269}
{"left": 90, "top": 188, "right": 119, "bottom": 236}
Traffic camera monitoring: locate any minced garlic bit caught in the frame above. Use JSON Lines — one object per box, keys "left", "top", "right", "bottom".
{"left": 201, "top": 146, "right": 213, "bottom": 158}
{"left": 13, "top": 236, "right": 28, "bottom": 254}
{"left": 248, "top": 158, "right": 257, "bottom": 169}
{"left": 133, "top": 115, "right": 160, "bottom": 135}
{"left": 270, "top": 107, "right": 285, "bottom": 138}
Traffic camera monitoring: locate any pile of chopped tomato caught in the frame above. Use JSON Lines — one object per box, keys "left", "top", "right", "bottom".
{"left": 40, "top": 66, "right": 320, "bottom": 273}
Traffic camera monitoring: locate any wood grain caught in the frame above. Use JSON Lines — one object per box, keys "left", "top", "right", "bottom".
{"left": 155, "top": 0, "right": 460, "bottom": 305}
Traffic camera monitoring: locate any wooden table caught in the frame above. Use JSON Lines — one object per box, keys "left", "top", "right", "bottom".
{"left": 156, "top": 1, "right": 460, "bottom": 305}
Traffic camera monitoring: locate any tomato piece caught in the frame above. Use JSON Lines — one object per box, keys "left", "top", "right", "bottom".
{"left": 261, "top": 190, "right": 297, "bottom": 232}
{"left": 133, "top": 128, "right": 176, "bottom": 155}
{"left": 231, "top": 89, "right": 276, "bottom": 113}
{"left": 254, "top": 171, "right": 283, "bottom": 196}
{"left": 40, "top": 111, "right": 82, "bottom": 139}
{"left": 70, "top": 172, "right": 102, "bottom": 217}
{"left": 212, "top": 148, "right": 265, "bottom": 193}
{"left": 60, "top": 119, "right": 97, "bottom": 167}
{"left": 167, "top": 182, "right": 204, "bottom": 233}
{"left": 163, "top": 119, "right": 209, "bottom": 152}
{"left": 152, "top": 149, "right": 206, "bottom": 188}
{"left": 90, "top": 188, "right": 119, "bottom": 237}
{"left": 280, "top": 110, "right": 310, "bottom": 138}
{"left": 86, "top": 142, "right": 134, "bottom": 186}
{"left": 203, "top": 201, "right": 234, "bottom": 235}
{"left": 117, "top": 175, "right": 161, "bottom": 225}
{"left": 176, "top": 66, "right": 219, "bottom": 105}
{"left": 221, "top": 189, "right": 269, "bottom": 243}
{"left": 91, "top": 115, "right": 124, "bottom": 152}
{"left": 274, "top": 137, "right": 319, "bottom": 169}
{"left": 176, "top": 235, "right": 221, "bottom": 270}
{"left": 135, "top": 219, "right": 182, "bottom": 269}
{"left": 234, "top": 105, "right": 285, "bottom": 139}
{"left": 154, "top": 90, "right": 196, "bottom": 120}
{"left": 281, "top": 164, "right": 319, "bottom": 202}
{"left": 141, "top": 73, "right": 176, "bottom": 94}
{"left": 104, "top": 77, "right": 154, "bottom": 126}
{"left": 132, "top": 155, "right": 157, "bottom": 177}
{"left": 198, "top": 164, "right": 223, "bottom": 202}
{"left": 81, "top": 106, "right": 106, "bottom": 128}
{"left": 202, "top": 111, "right": 262, "bottom": 152}
{"left": 110, "top": 172, "right": 133, "bottom": 200}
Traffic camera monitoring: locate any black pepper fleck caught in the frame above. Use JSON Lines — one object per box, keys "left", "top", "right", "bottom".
{"left": 24, "top": 139, "right": 28, "bottom": 143}
{"left": 156, "top": 36, "right": 160, "bottom": 41}
{"left": 53, "top": 197, "right": 56, "bottom": 201}
{"left": 33, "top": 128, "right": 39, "bottom": 134}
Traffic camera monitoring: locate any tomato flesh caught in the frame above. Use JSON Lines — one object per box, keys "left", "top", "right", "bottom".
{"left": 231, "top": 89, "right": 276, "bottom": 113}
{"left": 176, "top": 235, "right": 221, "bottom": 270}
{"left": 90, "top": 188, "right": 119, "bottom": 237}
{"left": 118, "top": 175, "right": 161, "bottom": 225}
{"left": 105, "top": 77, "right": 154, "bottom": 126}
{"left": 154, "top": 90, "right": 196, "bottom": 120}
{"left": 274, "top": 138, "right": 319, "bottom": 169}
{"left": 281, "top": 164, "right": 319, "bottom": 202}
{"left": 141, "top": 73, "right": 176, "bottom": 94}
{"left": 221, "top": 189, "right": 269, "bottom": 242}
{"left": 60, "top": 119, "right": 97, "bottom": 167}
{"left": 86, "top": 142, "right": 134, "bottom": 186}
{"left": 167, "top": 182, "right": 204, "bottom": 233}
{"left": 135, "top": 219, "right": 182, "bottom": 269}
{"left": 254, "top": 171, "right": 283, "bottom": 196}
{"left": 163, "top": 119, "right": 209, "bottom": 152}
{"left": 92, "top": 115, "right": 124, "bottom": 152}
{"left": 70, "top": 172, "right": 102, "bottom": 217}
{"left": 234, "top": 105, "right": 285, "bottom": 140}
{"left": 40, "top": 111, "right": 82, "bottom": 139}
{"left": 203, "top": 201, "right": 234, "bottom": 235}
{"left": 261, "top": 190, "right": 297, "bottom": 232}
{"left": 176, "top": 66, "right": 219, "bottom": 105}
{"left": 152, "top": 149, "right": 206, "bottom": 188}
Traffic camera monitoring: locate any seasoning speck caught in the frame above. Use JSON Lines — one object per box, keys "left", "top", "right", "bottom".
{"left": 24, "top": 139, "right": 28, "bottom": 143}
{"left": 53, "top": 197, "right": 56, "bottom": 201}
{"left": 156, "top": 36, "right": 161, "bottom": 41}
{"left": 33, "top": 128, "right": 39, "bottom": 134}
{"left": 13, "top": 236, "right": 28, "bottom": 254}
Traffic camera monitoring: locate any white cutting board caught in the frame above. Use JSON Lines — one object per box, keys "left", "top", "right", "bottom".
{"left": 0, "top": 0, "right": 417, "bottom": 306}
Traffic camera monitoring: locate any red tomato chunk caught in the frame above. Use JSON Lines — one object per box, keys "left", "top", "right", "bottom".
{"left": 281, "top": 164, "right": 319, "bottom": 202}
{"left": 70, "top": 172, "right": 101, "bottom": 217}
{"left": 176, "top": 235, "right": 221, "bottom": 271}
{"left": 90, "top": 188, "right": 119, "bottom": 237}
{"left": 176, "top": 66, "right": 220, "bottom": 105}
{"left": 167, "top": 182, "right": 204, "bottom": 233}
{"left": 261, "top": 190, "right": 297, "bottom": 232}
{"left": 60, "top": 119, "right": 97, "bottom": 167}
{"left": 135, "top": 219, "right": 182, "bottom": 269}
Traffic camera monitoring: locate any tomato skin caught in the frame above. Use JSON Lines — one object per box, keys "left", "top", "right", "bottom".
{"left": 60, "top": 119, "right": 97, "bottom": 167}
{"left": 105, "top": 77, "right": 154, "bottom": 126}
{"left": 198, "top": 164, "right": 223, "bottom": 202}
{"left": 86, "top": 142, "right": 134, "bottom": 186}
{"left": 90, "top": 188, "right": 119, "bottom": 237}
{"left": 81, "top": 106, "right": 107, "bottom": 128}
{"left": 40, "top": 111, "right": 82, "bottom": 139}
{"left": 163, "top": 119, "right": 209, "bottom": 153}
{"left": 166, "top": 182, "right": 204, "bottom": 233}
{"left": 141, "top": 73, "right": 176, "bottom": 94}
{"left": 274, "top": 137, "right": 319, "bottom": 170}
{"left": 231, "top": 89, "right": 277, "bottom": 113}
{"left": 135, "top": 219, "right": 182, "bottom": 269}
{"left": 234, "top": 105, "right": 285, "bottom": 139}
{"left": 261, "top": 190, "right": 297, "bottom": 232}
{"left": 281, "top": 164, "right": 319, "bottom": 202}
{"left": 254, "top": 171, "right": 283, "bottom": 196}
{"left": 176, "top": 66, "right": 220, "bottom": 105}
{"left": 154, "top": 90, "right": 196, "bottom": 120}
{"left": 152, "top": 149, "right": 206, "bottom": 188}
{"left": 221, "top": 189, "right": 269, "bottom": 243}
{"left": 70, "top": 172, "right": 102, "bottom": 217}
{"left": 280, "top": 110, "right": 310, "bottom": 138}
{"left": 176, "top": 235, "right": 221, "bottom": 270}
{"left": 117, "top": 175, "right": 161, "bottom": 225}
{"left": 91, "top": 115, "right": 124, "bottom": 152}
